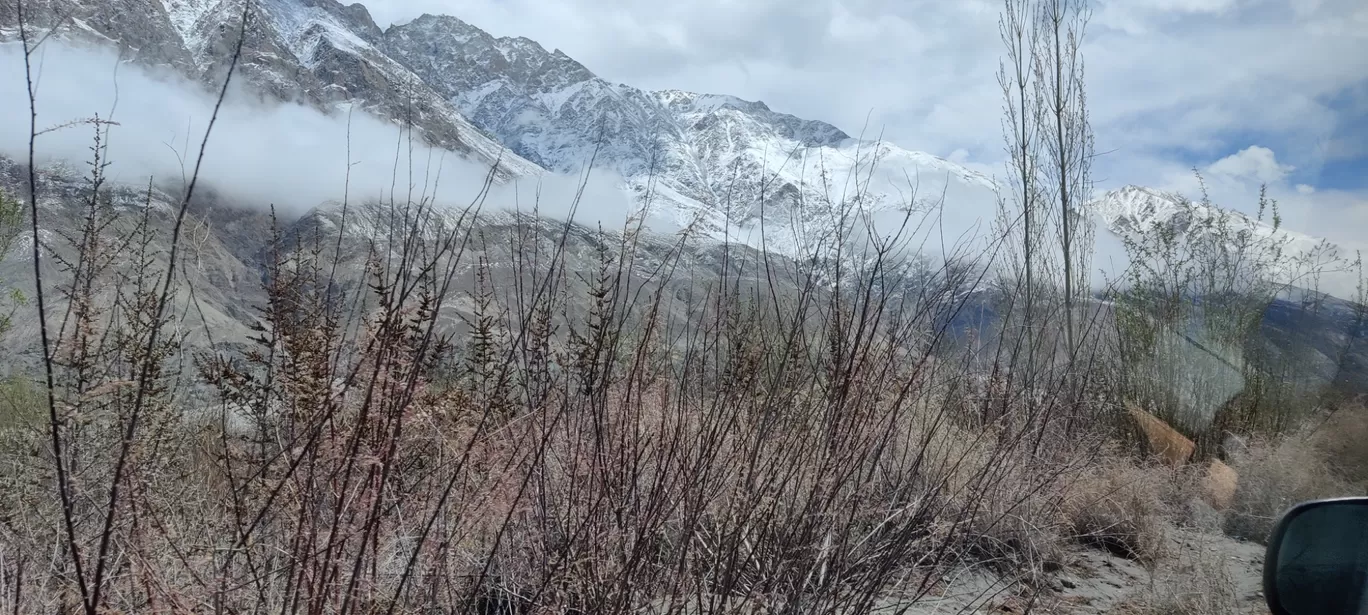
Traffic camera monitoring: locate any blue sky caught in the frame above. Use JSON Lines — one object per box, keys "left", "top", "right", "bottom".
{"left": 1138, "top": 78, "right": 1368, "bottom": 193}
{"left": 364, "top": 0, "right": 1366, "bottom": 248}
{"left": 1303, "top": 88, "right": 1368, "bottom": 191}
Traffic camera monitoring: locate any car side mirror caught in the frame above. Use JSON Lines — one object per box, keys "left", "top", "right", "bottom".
{"left": 1264, "top": 497, "right": 1368, "bottom": 615}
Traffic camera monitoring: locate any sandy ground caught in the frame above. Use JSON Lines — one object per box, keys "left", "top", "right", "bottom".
{"left": 897, "top": 527, "right": 1268, "bottom": 614}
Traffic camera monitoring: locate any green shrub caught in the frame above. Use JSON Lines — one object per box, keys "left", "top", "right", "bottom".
{"left": 0, "top": 376, "right": 43, "bottom": 433}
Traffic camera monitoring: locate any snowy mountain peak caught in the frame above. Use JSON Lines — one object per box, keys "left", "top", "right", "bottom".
{"left": 653, "top": 90, "right": 849, "bottom": 147}
{"left": 655, "top": 90, "right": 771, "bottom": 115}
{"left": 1089, "top": 185, "right": 1327, "bottom": 256}
{"left": 386, "top": 14, "right": 598, "bottom": 88}
{"left": 324, "top": 1, "right": 384, "bottom": 41}
{"left": 377, "top": 11, "right": 985, "bottom": 245}
{"left": 1086, "top": 185, "right": 1354, "bottom": 296}
{"left": 1090, "top": 185, "right": 1185, "bottom": 231}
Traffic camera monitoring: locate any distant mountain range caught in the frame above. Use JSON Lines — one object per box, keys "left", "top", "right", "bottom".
{"left": 1, "top": 0, "right": 1361, "bottom": 392}
{"left": 3, "top": 0, "right": 1341, "bottom": 257}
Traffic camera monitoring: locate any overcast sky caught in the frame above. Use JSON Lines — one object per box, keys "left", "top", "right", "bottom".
{"left": 354, "top": 0, "right": 1368, "bottom": 256}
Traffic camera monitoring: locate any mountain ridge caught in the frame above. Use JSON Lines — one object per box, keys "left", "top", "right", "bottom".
{"left": 377, "top": 11, "right": 1002, "bottom": 243}
{"left": 0, "top": 0, "right": 1342, "bottom": 263}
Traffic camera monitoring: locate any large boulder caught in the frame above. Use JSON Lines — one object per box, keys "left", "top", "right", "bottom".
{"left": 1201, "top": 459, "right": 1239, "bottom": 511}
{"left": 1126, "top": 401, "right": 1195, "bottom": 467}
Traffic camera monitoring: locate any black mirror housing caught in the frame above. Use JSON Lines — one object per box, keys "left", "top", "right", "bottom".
{"left": 1264, "top": 497, "right": 1368, "bottom": 615}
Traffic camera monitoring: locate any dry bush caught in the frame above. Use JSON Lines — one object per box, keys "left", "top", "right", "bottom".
{"left": 1148, "top": 463, "right": 1224, "bottom": 533}
{"left": 0, "top": 137, "right": 1112, "bottom": 614}
{"left": 1309, "top": 402, "right": 1368, "bottom": 484}
{"left": 1113, "top": 538, "right": 1243, "bottom": 615}
{"left": 1061, "top": 460, "right": 1172, "bottom": 565}
{"left": 1224, "top": 435, "right": 1355, "bottom": 543}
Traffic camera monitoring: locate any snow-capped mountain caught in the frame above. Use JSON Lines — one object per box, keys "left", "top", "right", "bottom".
{"left": 1088, "top": 184, "right": 1357, "bottom": 300}
{"left": 1, "top": 0, "right": 1341, "bottom": 262}
{"left": 1091, "top": 185, "right": 1335, "bottom": 260}
{"left": 379, "top": 13, "right": 999, "bottom": 241}
{"left": 4, "top": 0, "right": 1003, "bottom": 247}
{"left": 2, "top": 0, "right": 542, "bottom": 178}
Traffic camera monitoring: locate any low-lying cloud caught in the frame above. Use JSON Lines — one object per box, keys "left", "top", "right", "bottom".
{"left": 0, "top": 41, "right": 640, "bottom": 228}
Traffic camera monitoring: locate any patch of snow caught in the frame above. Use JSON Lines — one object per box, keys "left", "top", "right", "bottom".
{"left": 457, "top": 79, "right": 507, "bottom": 109}
{"left": 64, "top": 18, "right": 119, "bottom": 45}
{"left": 8, "top": 229, "right": 59, "bottom": 262}
{"left": 260, "top": 0, "right": 373, "bottom": 69}
{"left": 536, "top": 81, "right": 590, "bottom": 116}
{"left": 159, "top": 0, "right": 218, "bottom": 54}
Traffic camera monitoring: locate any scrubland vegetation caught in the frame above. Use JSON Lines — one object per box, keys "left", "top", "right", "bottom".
{"left": 0, "top": 0, "right": 1365, "bottom": 614}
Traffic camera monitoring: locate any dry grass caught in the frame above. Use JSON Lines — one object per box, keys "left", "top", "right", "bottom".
{"left": 1113, "top": 539, "right": 1245, "bottom": 615}
{"left": 1308, "top": 402, "right": 1368, "bottom": 484}
{"left": 1223, "top": 435, "right": 1356, "bottom": 543}
{"left": 1061, "top": 459, "right": 1172, "bottom": 566}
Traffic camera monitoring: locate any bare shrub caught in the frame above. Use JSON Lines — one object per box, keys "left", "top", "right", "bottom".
{"left": 1224, "top": 436, "right": 1354, "bottom": 543}
{"left": 0, "top": 106, "right": 1118, "bottom": 615}
{"left": 1061, "top": 459, "right": 1171, "bottom": 565}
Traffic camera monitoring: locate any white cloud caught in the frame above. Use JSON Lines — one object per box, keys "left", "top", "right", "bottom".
{"left": 0, "top": 42, "right": 642, "bottom": 228}
{"left": 1208, "top": 146, "right": 1295, "bottom": 183}
{"left": 1297, "top": 183, "right": 1317, "bottom": 194}
{"left": 1093, "top": 0, "right": 1241, "bottom": 34}
{"left": 1320, "top": 136, "right": 1367, "bottom": 162}
{"left": 1140, "top": 0, "right": 1237, "bottom": 10}
{"left": 1290, "top": 0, "right": 1326, "bottom": 17}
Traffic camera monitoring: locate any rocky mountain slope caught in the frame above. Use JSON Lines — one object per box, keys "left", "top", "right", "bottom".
{"left": 379, "top": 13, "right": 1000, "bottom": 242}
{"left": 0, "top": 154, "right": 797, "bottom": 373}
{"left": 0, "top": 156, "right": 267, "bottom": 368}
